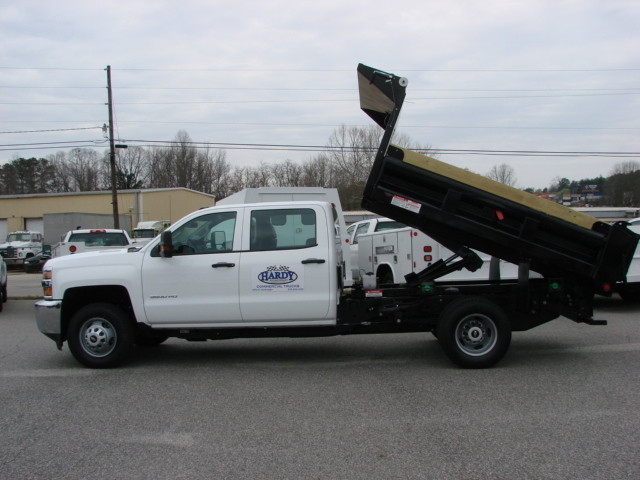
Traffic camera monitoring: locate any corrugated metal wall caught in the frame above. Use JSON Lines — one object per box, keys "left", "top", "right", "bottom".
{"left": 0, "top": 188, "right": 215, "bottom": 237}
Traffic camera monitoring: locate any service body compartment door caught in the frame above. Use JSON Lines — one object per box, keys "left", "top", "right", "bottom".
{"left": 239, "top": 205, "right": 335, "bottom": 323}
{"left": 141, "top": 208, "right": 244, "bottom": 325}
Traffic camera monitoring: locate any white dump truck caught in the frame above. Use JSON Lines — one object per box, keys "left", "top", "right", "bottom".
{"left": 35, "top": 64, "right": 638, "bottom": 370}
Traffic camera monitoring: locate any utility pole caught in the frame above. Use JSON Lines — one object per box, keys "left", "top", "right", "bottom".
{"left": 106, "top": 65, "right": 120, "bottom": 228}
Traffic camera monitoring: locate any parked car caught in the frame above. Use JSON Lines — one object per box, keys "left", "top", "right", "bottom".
{"left": 0, "top": 255, "right": 7, "bottom": 311}
{"left": 24, "top": 245, "right": 52, "bottom": 273}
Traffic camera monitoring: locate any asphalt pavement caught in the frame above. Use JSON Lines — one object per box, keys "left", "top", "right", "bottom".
{"left": 6, "top": 270, "right": 44, "bottom": 299}
{"left": 1, "top": 294, "right": 639, "bottom": 479}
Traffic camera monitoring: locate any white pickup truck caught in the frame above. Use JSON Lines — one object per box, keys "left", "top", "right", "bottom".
{"left": 36, "top": 201, "right": 351, "bottom": 368}
{"left": 52, "top": 229, "right": 133, "bottom": 257}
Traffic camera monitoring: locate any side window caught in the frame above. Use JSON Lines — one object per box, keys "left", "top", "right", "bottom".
{"left": 251, "top": 208, "right": 316, "bottom": 251}
{"left": 170, "top": 212, "right": 236, "bottom": 256}
{"left": 353, "top": 222, "right": 370, "bottom": 245}
{"left": 374, "top": 221, "right": 406, "bottom": 232}
{"left": 346, "top": 224, "right": 355, "bottom": 242}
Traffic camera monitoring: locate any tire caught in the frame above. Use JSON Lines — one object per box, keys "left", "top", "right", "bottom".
{"left": 617, "top": 283, "right": 640, "bottom": 302}
{"left": 67, "top": 303, "right": 135, "bottom": 368}
{"left": 436, "top": 297, "right": 511, "bottom": 368}
{"left": 380, "top": 270, "right": 394, "bottom": 285}
{"left": 135, "top": 332, "right": 169, "bottom": 347}
{"left": 2, "top": 284, "right": 6, "bottom": 303}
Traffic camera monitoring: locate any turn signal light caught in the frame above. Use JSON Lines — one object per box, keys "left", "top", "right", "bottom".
{"left": 423, "top": 246, "right": 432, "bottom": 252}
{"left": 69, "top": 245, "right": 77, "bottom": 253}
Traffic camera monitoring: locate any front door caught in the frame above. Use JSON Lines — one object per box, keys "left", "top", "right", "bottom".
{"left": 141, "top": 208, "right": 243, "bottom": 326}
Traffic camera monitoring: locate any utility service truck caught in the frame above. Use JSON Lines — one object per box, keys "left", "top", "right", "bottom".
{"left": 131, "top": 221, "right": 171, "bottom": 245}
{"left": 35, "top": 64, "right": 638, "bottom": 369}
{"left": 51, "top": 229, "right": 133, "bottom": 257}
{"left": 356, "top": 226, "right": 540, "bottom": 286}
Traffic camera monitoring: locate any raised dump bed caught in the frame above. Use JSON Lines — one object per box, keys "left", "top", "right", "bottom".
{"left": 358, "top": 63, "right": 638, "bottom": 294}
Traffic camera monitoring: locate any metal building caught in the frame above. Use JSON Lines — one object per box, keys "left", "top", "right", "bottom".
{"left": 0, "top": 188, "right": 215, "bottom": 243}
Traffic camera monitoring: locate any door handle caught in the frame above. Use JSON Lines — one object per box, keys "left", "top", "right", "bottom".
{"left": 212, "top": 262, "right": 236, "bottom": 268}
{"left": 302, "top": 258, "right": 326, "bottom": 264}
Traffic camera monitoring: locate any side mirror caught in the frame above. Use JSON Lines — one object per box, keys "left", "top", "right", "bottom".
{"left": 159, "top": 230, "right": 174, "bottom": 258}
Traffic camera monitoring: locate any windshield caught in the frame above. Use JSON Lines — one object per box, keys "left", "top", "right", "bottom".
{"left": 133, "top": 229, "right": 156, "bottom": 238}
{"left": 7, "top": 234, "right": 31, "bottom": 242}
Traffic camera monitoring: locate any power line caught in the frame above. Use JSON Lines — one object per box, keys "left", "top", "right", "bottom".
{"left": 0, "top": 126, "right": 102, "bottom": 134}
{"left": 2, "top": 136, "right": 638, "bottom": 158}
{"left": 2, "top": 66, "right": 639, "bottom": 72}
{"left": 0, "top": 120, "right": 636, "bottom": 131}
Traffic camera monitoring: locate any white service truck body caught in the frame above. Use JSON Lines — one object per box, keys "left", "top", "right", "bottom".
{"left": 52, "top": 229, "right": 133, "bottom": 257}
{"left": 357, "top": 227, "right": 533, "bottom": 285}
{"left": 346, "top": 217, "right": 406, "bottom": 280}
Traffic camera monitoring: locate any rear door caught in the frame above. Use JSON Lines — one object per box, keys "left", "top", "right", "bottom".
{"left": 238, "top": 205, "right": 334, "bottom": 323}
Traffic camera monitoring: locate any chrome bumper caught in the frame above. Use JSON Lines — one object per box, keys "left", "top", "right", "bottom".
{"left": 35, "top": 300, "right": 63, "bottom": 349}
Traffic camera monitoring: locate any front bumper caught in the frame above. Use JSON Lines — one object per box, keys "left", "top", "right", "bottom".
{"left": 35, "top": 300, "right": 63, "bottom": 349}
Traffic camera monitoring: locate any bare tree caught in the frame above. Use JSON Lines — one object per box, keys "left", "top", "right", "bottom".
{"left": 486, "top": 163, "right": 518, "bottom": 187}
{"left": 609, "top": 161, "right": 640, "bottom": 176}
{"left": 65, "top": 148, "right": 102, "bottom": 191}
{"left": 113, "top": 146, "right": 149, "bottom": 189}
{"left": 208, "top": 150, "right": 233, "bottom": 200}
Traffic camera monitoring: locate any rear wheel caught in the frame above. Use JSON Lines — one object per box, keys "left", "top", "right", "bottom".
{"left": 67, "top": 303, "right": 134, "bottom": 368}
{"left": 436, "top": 297, "right": 511, "bottom": 368}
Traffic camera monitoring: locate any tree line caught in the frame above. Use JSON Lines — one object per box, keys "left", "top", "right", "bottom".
{"left": 0, "top": 126, "right": 436, "bottom": 210}
{"left": 2, "top": 127, "right": 638, "bottom": 208}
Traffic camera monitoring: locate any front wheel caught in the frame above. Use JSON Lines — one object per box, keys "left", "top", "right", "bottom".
{"left": 436, "top": 297, "right": 511, "bottom": 368}
{"left": 67, "top": 303, "right": 135, "bottom": 368}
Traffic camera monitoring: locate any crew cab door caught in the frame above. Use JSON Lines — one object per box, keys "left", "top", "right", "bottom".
{"left": 141, "top": 208, "right": 243, "bottom": 325}
{"left": 238, "top": 205, "right": 334, "bottom": 323}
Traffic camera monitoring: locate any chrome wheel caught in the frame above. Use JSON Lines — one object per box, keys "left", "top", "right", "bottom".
{"left": 80, "top": 318, "right": 117, "bottom": 357}
{"left": 455, "top": 314, "right": 497, "bottom": 356}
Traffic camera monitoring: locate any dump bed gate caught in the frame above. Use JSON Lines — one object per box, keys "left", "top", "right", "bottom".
{"left": 357, "top": 63, "right": 638, "bottom": 293}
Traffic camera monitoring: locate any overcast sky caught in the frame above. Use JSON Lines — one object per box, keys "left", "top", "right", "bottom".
{"left": 1, "top": 0, "right": 638, "bottom": 189}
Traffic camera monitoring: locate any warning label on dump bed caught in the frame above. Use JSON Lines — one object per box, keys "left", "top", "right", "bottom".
{"left": 391, "top": 195, "right": 421, "bottom": 214}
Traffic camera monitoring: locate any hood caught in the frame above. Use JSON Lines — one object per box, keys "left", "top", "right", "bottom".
{"left": 0, "top": 241, "right": 32, "bottom": 248}
{"left": 46, "top": 246, "right": 142, "bottom": 269}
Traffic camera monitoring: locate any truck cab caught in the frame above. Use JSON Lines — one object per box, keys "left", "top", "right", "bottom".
{"left": 0, "top": 231, "right": 43, "bottom": 266}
